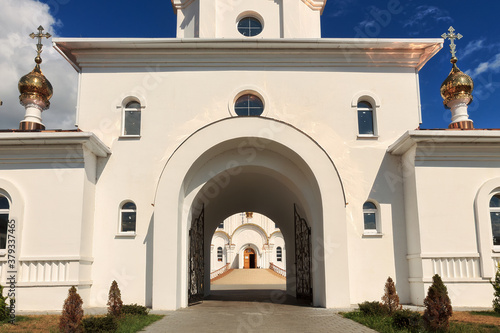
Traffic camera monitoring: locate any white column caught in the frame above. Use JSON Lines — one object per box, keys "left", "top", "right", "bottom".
{"left": 447, "top": 97, "right": 472, "bottom": 124}
{"left": 210, "top": 245, "right": 214, "bottom": 272}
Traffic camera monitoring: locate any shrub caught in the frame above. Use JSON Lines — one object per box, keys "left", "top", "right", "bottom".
{"left": 423, "top": 274, "right": 453, "bottom": 332}
{"left": 122, "top": 304, "right": 150, "bottom": 316}
{"left": 381, "top": 276, "right": 402, "bottom": 315}
{"left": 59, "top": 286, "right": 84, "bottom": 333}
{"left": 107, "top": 280, "right": 123, "bottom": 318}
{"left": 491, "top": 263, "right": 500, "bottom": 313}
{"left": 392, "top": 309, "right": 423, "bottom": 332}
{"left": 81, "top": 316, "right": 117, "bottom": 333}
{"left": 358, "top": 301, "right": 388, "bottom": 316}
{"left": 0, "top": 284, "right": 9, "bottom": 321}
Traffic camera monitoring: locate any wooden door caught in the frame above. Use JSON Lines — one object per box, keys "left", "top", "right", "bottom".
{"left": 244, "top": 248, "right": 255, "bottom": 269}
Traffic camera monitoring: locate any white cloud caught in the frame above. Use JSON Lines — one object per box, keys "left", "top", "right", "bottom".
{"left": 0, "top": 0, "right": 77, "bottom": 130}
{"left": 467, "top": 53, "right": 500, "bottom": 77}
{"left": 461, "top": 39, "right": 485, "bottom": 59}
{"left": 403, "top": 5, "right": 452, "bottom": 34}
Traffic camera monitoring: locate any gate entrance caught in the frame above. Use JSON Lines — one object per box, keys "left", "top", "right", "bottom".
{"left": 188, "top": 207, "right": 204, "bottom": 305}
{"left": 294, "top": 205, "right": 312, "bottom": 300}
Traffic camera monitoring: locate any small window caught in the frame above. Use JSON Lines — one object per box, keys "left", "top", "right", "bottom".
{"left": 363, "top": 201, "right": 378, "bottom": 234}
{"left": 217, "top": 247, "right": 223, "bottom": 262}
{"left": 235, "top": 94, "right": 264, "bottom": 116}
{"left": 491, "top": 195, "right": 500, "bottom": 246}
{"left": 276, "top": 246, "right": 282, "bottom": 262}
{"left": 237, "top": 17, "right": 263, "bottom": 37}
{"left": 120, "top": 202, "right": 136, "bottom": 233}
{"left": 123, "top": 101, "right": 141, "bottom": 136}
{"left": 0, "top": 196, "right": 9, "bottom": 249}
{"left": 357, "top": 101, "right": 374, "bottom": 135}
{"left": 218, "top": 222, "right": 224, "bottom": 229}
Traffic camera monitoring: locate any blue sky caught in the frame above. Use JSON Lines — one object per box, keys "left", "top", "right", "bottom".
{"left": 1, "top": 0, "right": 500, "bottom": 129}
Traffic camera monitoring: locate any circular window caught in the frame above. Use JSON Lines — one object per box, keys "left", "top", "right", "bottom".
{"left": 234, "top": 94, "right": 264, "bottom": 116}
{"left": 237, "top": 17, "right": 263, "bottom": 37}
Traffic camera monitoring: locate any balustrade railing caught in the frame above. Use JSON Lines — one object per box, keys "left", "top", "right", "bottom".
{"left": 210, "top": 263, "right": 230, "bottom": 280}
{"left": 269, "top": 263, "right": 286, "bottom": 277}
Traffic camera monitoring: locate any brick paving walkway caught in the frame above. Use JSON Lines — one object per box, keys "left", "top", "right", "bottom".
{"left": 143, "top": 269, "right": 375, "bottom": 333}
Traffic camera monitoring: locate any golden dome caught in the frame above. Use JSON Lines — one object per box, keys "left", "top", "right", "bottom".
{"left": 18, "top": 62, "right": 53, "bottom": 109}
{"left": 440, "top": 58, "right": 473, "bottom": 106}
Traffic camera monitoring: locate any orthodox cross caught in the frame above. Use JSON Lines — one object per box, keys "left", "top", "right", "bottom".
{"left": 29, "top": 26, "right": 51, "bottom": 63}
{"left": 441, "top": 26, "right": 462, "bottom": 59}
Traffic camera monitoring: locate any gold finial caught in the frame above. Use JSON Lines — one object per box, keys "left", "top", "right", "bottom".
{"left": 29, "top": 26, "right": 51, "bottom": 65}
{"left": 441, "top": 26, "right": 463, "bottom": 61}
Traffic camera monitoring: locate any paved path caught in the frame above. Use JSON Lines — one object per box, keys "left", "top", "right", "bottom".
{"left": 143, "top": 269, "right": 375, "bottom": 333}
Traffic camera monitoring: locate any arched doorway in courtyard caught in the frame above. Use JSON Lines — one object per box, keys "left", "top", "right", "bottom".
{"left": 153, "top": 117, "right": 349, "bottom": 310}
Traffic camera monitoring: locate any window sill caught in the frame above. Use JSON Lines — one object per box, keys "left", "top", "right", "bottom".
{"left": 362, "top": 232, "right": 383, "bottom": 238}
{"left": 357, "top": 135, "right": 379, "bottom": 140}
{"left": 0, "top": 251, "right": 5, "bottom": 257}
{"left": 115, "top": 233, "right": 137, "bottom": 239}
{"left": 493, "top": 247, "right": 500, "bottom": 253}
{"left": 119, "top": 135, "right": 141, "bottom": 140}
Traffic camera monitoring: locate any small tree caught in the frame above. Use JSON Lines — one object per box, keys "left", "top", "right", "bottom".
{"left": 491, "top": 263, "right": 500, "bottom": 313}
{"left": 107, "top": 280, "right": 123, "bottom": 317}
{"left": 381, "top": 276, "right": 402, "bottom": 315}
{"left": 423, "top": 274, "right": 453, "bottom": 332}
{"left": 59, "top": 286, "right": 84, "bottom": 333}
{"left": 0, "top": 284, "right": 8, "bottom": 321}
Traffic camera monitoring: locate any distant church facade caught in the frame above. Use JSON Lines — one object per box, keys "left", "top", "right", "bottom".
{"left": 1, "top": 0, "right": 500, "bottom": 311}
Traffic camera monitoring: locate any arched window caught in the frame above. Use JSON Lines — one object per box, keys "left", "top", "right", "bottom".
{"left": 357, "top": 101, "right": 375, "bottom": 135}
{"left": 123, "top": 101, "right": 141, "bottom": 136}
{"left": 276, "top": 246, "right": 282, "bottom": 262}
{"left": 491, "top": 194, "right": 500, "bottom": 246}
{"left": 235, "top": 94, "right": 264, "bottom": 116}
{"left": 120, "top": 202, "right": 136, "bottom": 233}
{"left": 363, "top": 201, "right": 378, "bottom": 234}
{"left": 237, "top": 17, "right": 263, "bottom": 37}
{"left": 0, "top": 196, "right": 9, "bottom": 249}
{"left": 217, "top": 247, "right": 223, "bottom": 262}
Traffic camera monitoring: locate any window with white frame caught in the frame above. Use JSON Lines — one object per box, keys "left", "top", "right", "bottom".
{"left": 363, "top": 201, "right": 378, "bottom": 234}
{"left": 357, "top": 101, "right": 375, "bottom": 136}
{"left": 235, "top": 94, "right": 264, "bottom": 116}
{"left": 491, "top": 194, "right": 500, "bottom": 246}
{"left": 120, "top": 202, "right": 136, "bottom": 233}
{"left": 0, "top": 196, "right": 9, "bottom": 249}
{"left": 217, "top": 247, "right": 223, "bottom": 262}
{"left": 123, "top": 101, "right": 141, "bottom": 136}
{"left": 276, "top": 246, "right": 282, "bottom": 262}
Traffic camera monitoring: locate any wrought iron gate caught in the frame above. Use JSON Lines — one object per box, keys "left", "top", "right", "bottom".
{"left": 294, "top": 205, "right": 312, "bottom": 300}
{"left": 188, "top": 206, "right": 204, "bottom": 304}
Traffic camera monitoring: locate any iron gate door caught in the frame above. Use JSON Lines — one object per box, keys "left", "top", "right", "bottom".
{"left": 294, "top": 205, "right": 312, "bottom": 300}
{"left": 188, "top": 206, "right": 204, "bottom": 304}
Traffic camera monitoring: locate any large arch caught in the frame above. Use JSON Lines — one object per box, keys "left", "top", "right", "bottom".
{"left": 153, "top": 117, "right": 349, "bottom": 310}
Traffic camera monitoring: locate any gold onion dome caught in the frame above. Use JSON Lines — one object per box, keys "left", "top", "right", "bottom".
{"left": 440, "top": 57, "right": 473, "bottom": 106}
{"left": 18, "top": 58, "right": 53, "bottom": 110}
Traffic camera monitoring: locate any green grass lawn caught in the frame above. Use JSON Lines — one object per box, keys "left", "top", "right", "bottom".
{"left": 343, "top": 311, "right": 500, "bottom": 333}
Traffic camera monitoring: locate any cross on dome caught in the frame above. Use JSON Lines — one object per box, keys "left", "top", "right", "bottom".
{"left": 441, "top": 26, "right": 463, "bottom": 59}
{"left": 29, "top": 25, "right": 51, "bottom": 64}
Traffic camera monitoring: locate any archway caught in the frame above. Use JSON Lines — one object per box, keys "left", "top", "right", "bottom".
{"left": 153, "top": 117, "right": 349, "bottom": 310}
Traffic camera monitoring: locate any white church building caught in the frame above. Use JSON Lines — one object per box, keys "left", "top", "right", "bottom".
{"left": 1, "top": 0, "right": 500, "bottom": 311}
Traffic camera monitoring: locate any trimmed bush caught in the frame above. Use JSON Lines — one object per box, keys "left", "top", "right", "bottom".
{"left": 491, "top": 263, "right": 500, "bottom": 313}
{"left": 107, "top": 280, "right": 123, "bottom": 318}
{"left": 381, "top": 276, "right": 402, "bottom": 315}
{"left": 423, "top": 274, "right": 453, "bottom": 332}
{"left": 358, "top": 301, "right": 388, "bottom": 316}
{"left": 81, "top": 316, "right": 117, "bottom": 333}
{"left": 392, "top": 309, "right": 422, "bottom": 332}
{"left": 59, "top": 286, "right": 84, "bottom": 333}
{"left": 0, "top": 284, "right": 9, "bottom": 321}
{"left": 122, "top": 304, "right": 150, "bottom": 316}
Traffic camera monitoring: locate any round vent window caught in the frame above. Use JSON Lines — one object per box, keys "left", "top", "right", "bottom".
{"left": 234, "top": 94, "right": 264, "bottom": 116}
{"left": 237, "top": 17, "right": 263, "bottom": 37}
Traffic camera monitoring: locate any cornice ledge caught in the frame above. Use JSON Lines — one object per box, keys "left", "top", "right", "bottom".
{"left": 388, "top": 130, "right": 500, "bottom": 155}
{"left": 171, "top": 0, "right": 196, "bottom": 13}
{"left": 0, "top": 132, "right": 111, "bottom": 157}
{"left": 301, "top": 0, "right": 327, "bottom": 13}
